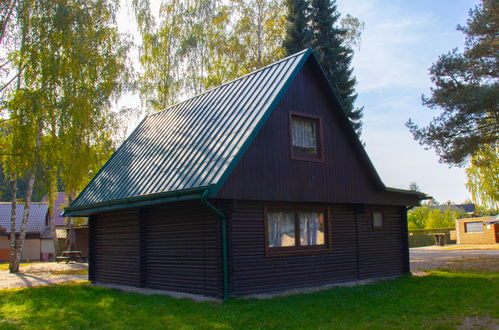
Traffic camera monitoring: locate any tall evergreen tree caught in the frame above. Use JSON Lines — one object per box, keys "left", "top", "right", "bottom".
{"left": 407, "top": 0, "right": 498, "bottom": 166}
{"left": 283, "top": 0, "right": 363, "bottom": 135}
{"left": 283, "top": 0, "right": 311, "bottom": 54}
{"left": 310, "top": 0, "right": 362, "bottom": 134}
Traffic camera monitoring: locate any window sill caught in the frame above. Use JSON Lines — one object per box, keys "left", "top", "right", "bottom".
{"left": 290, "top": 155, "right": 324, "bottom": 163}
{"left": 265, "top": 247, "right": 331, "bottom": 257}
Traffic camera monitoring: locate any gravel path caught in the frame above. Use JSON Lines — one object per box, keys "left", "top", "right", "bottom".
{"left": 410, "top": 245, "right": 499, "bottom": 273}
{"left": 0, "top": 262, "right": 88, "bottom": 290}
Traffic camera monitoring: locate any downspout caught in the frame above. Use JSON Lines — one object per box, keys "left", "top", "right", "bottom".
{"left": 354, "top": 211, "right": 360, "bottom": 281}
{"left": 201, "top": 190, "right": 229, "bottom": 302}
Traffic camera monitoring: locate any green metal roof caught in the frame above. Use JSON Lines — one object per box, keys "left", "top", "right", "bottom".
{"left": 65, "top": 49, "right": 311, "bottom": 215}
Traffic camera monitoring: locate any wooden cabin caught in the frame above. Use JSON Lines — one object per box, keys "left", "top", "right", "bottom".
{"left": 64, "top": 49, "right": 427, "bottom": 300}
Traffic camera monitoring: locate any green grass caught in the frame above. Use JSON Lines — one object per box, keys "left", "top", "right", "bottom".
{"left": 0, "top": 270, "right": 498, "bottom": 329}
{"left": 46, "top": 269, "right": 88, "bottom": 276}
{"left": 0, "top": 263, "right": 35, "bottom": 271}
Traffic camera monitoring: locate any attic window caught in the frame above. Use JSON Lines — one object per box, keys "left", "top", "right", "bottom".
{"left": 290, "top": 112, "right": 323, "bottom": 162}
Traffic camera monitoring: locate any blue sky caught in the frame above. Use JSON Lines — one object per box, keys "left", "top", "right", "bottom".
{"left": 117, "top": 0, "right": 478, "bottom": 204}
{"left": 336, "top": 0, "right": 479, "bottom": 203}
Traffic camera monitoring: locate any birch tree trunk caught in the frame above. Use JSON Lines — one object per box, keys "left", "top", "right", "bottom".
{"left": 66, "top": 193, "right": 75, "bottom": 251}
{"left": 8, "top": 178, "right": 17, "bottom": 272}
{"left": 10, "top": 122, "right": 42, "bottom": 273}
{"left": 48, "top": 182, "right": 60, "bottom": 258}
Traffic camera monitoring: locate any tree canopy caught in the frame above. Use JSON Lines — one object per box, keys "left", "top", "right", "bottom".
{"left": 466, "top": 143, "right": 499, "bottom": 209}
{"left": 133, "top": 0, "right": 286, "bottom": 111}
{"left": 407, "top": 1, "right": 498, "bottom": 166}
{"left": 1, "top": 0, "right": 131, "bottom": 272}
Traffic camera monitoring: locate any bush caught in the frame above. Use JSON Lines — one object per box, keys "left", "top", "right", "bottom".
{"left": 408, "top": 206, "right": 464, "bottom": 230}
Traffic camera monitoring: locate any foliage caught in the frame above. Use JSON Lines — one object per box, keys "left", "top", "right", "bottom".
{"left": 133, "top": 0, "right": 286, "bottom": 112}
{"left": 283, "top": 0, "right": 363, "bottom": 135}
{"left": 339, "top": 14, "right": 364, "bottom": 49}
{"left": 227, "top": 0, "right": 287, "bottom": 76}
{"left": 425, "top": 209, "right": 460, "bottom": 230}
{"left": 0, "top": 270, "right": 498, "bottom": 328}
{"left": 3, "top": 0, "right": 131, "bottom": 189}
{"left": 407, "top": 1, "right": 498, "bottom": 166}
{"left": 283, "top": 0, "right": 311, "bottom": 54}
{"left": 0, "top": 162, "right": 54, "bottom": 202}
{"left": 1, "top": 0, "right": 131, "bottom": 271}
{"left": 408, "top": 181, "right": 420, "bottom": 192}
{"left": 408, "top": 206, "right": 465, "bottom": 230}
{"left": 466, "top": 143, "right": 499, "bottom": 209}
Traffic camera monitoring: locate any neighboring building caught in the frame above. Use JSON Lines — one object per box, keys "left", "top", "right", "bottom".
{"left": 0, "top": 193, "right": 88, "bottom": 261}
{"left": 456, "top": 216, "right": 499, "bottom": 244}
{"left": 437, "top": 202, "right": 476, "bottom": 216}
{"left": 64, "top": 49, "right": 427, "bottom": 300}
{"left": 0, "top": 203, "right": 53, "bottom": 261}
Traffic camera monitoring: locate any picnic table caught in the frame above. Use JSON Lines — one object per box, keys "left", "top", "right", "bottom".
{"left": 429, "top": 233, "right": 446, "bottom": 246}
{"left": 56, "top": 251, "right": 87, "bottom": 264}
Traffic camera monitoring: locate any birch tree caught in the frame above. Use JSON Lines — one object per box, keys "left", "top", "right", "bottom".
{"left": 2, "top": 0, "right": 131, "bottom": 272}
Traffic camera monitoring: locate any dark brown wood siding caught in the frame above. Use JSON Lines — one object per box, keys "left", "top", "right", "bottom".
{"left": 92, "top": 209, "right": 140, "bottom": 286}
{"left": 143, "top": 201, "right": 221, "bottom": 297}
{"left": 217, "top": 62, "right": 419, "bottom": 206}
{"left": 228, "top": 200, "right": 407, "bottom": 296}
{"left": 357, "top": 205, "right": 407, "bottom": 279}
{"left": 90, "top": 200, "right": 222, "bottom": 297}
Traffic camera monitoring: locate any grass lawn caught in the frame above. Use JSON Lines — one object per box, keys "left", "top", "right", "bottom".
{"left": 0, "top": 270, "right": 498, "bottom": 329}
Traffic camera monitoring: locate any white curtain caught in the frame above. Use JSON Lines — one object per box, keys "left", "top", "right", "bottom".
{"left": 299, "top": 212, "right": 324, "bottom": 246}
{"left": 292, "top": 118, "right": 316, "bottom": 150}
{"left": 268, "top": 211, "right": 295, "bottom": 247}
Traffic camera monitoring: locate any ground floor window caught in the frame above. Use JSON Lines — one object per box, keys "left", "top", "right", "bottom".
{"left": 372, "top": 211, "right": 384, "bottom": 229}
{"left": 465, "top": 221, "right": 484, "bottom": 233}
{"left": 265, "top": 206, "right": 329, "bottom": 256}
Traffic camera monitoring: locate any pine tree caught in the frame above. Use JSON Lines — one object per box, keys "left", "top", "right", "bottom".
{"left": 310, "top": 0, "right": 362, "bottom": 135}
{"left": 407, "top": 0, "right": 498, "bottom": 166}
{"left": 283, "top": 0, "right": 311, "bottom": 54}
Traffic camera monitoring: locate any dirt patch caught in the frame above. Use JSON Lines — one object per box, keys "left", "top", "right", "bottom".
{"left": 0, "top": 262, "right": 88, "bottom": 290}
{"left": 443, "top": 257, "right": 499, "bottom": 272}
{"left": 410, "top": 248, "right": 499, "bottom": 273}
{"left": 457, "top": 316, "right": 499, "bottom": 330}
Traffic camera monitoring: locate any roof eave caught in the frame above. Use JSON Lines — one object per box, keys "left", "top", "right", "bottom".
{"left": 385, "top": 187, "right": 431, "bottom": 200}
{"left": 63, "top": 186, "right": 212, "bottom": 217}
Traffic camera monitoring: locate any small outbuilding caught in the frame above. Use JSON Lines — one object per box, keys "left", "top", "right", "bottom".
{"left": 64, "top": 49, "right": 427, "bottom": 300}
{"left": 456, "top": 216, "right": 499, "bottom": 244}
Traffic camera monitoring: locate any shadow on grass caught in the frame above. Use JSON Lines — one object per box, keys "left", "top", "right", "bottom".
{"left": 0, "top": 271, "right": 498, "bottom": 329}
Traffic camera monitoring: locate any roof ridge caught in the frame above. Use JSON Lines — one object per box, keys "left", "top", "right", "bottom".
{"left": 148, "top": 48, "right": 311, "bottom": 118}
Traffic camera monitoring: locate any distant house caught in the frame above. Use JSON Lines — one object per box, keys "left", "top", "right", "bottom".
{"left": 64, "top": 49, "right": 428, "bottom": 300}
{"left": 456, "top": 216, "right": 499, "bottom": 244}
{"left": 437, "top": 203, "right": 476, "bottom": 216}
{"left": 0, "top": 203, "right": 53, "bottom": 261}
{"left": 0, "top": 192, "right": 88, "bottom": 262}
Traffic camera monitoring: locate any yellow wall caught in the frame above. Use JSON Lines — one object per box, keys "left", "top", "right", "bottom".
{"left": 456, "top": 219, "right": 497, "bottom": 244}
